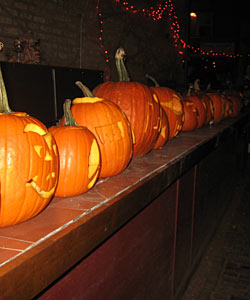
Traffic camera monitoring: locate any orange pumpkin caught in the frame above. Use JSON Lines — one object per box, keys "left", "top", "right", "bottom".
{"left": 49, "top": 100, "right": 100, "bottom": 197}
{"left": 226, "top": 95, "right": 242, "bottom": 117}
{"left": 65, "top": 82, "right": 133, "bottom": 178}
{"left": 146, "top": 74, "right": 184, "bottom": 139}
{"left": 222, "top": 96, "right": 233, "bottom": 118}
{"left": 0, "top": 67, "right": 59, "bottom": 227}
{"left": 182, "top": 99, "right": 199, "bottom": 131}
{"left": 202, "top": 94, "right": 214, "bottom": 125}
{"left": 206, "top": 93, "right": 225, "bottom": 123}
{"left": 187, "top": 81, "right": 214, "bottom": 125}
{"left": 93, "top": 49, "right": 161, "bottom": 158}
{"left": 183, "top": 95, "right": 207, "bottom": 128}
{"left": 153, "top": 105, "right": 169, "bottom": 149}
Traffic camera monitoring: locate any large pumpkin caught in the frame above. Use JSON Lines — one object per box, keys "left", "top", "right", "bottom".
{"left": 93, "top": 48, "right": 161, "bottom": 158}
{"left": 49, "top": 99, "right": 100, "bottom": 197}
{"left": 65, "top": 82, "right": 133, "bottom": 178}
{"left": 0, "top": 67, "right": 59, "bottom": 227}
{"left": 182, "top": 99, "right": 199, "bottom": 131}
{"left": 146, "top": 74, "right": 184, "bottom": 139}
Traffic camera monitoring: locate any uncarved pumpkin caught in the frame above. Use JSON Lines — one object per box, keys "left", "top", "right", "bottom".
{"left": 93, "top": 49, "right": 161, "bottom": 158}
{"left": 49, "top": 99, "right": 100, "bottom": 197}
{"left": 0, "top": 67, "right": 59, "bottom": 227}
{"left": 65, "top": 82, "right": 133, "bottom": 178}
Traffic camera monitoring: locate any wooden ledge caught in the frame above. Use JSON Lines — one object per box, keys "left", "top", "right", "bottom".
{"left": 0, "top": 113, "right": 249, "bottom": 299}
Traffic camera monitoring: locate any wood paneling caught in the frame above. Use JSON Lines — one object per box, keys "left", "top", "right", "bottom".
{"left": 39, "top": 183, "right": 178, "bottom": 300}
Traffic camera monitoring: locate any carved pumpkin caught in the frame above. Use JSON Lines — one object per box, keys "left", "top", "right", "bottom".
{"left": 183, "top": 95, "right": 207, "bottom": 128}
{"left": 49, "top": 100, "right": 100, "bottom": 197}
{"left": 225, "top": 95, "right": 242, "bottom": 117}
{"left": 182, "top": 99, "right": 199, "bottom": 131}
{"left": 0, "top": 67, "right": 59, "bottom": 227}
{"left": 202, "top": 94, "right": 214, "bottom": 125}
{"left": 186, "top": 80, "right": 214, "bottom": 125}
{"left": 206, "top": 93, "right": 225, "bottom": 123}
{"left": 146, "top": 74, "right": 184, "bottom": 139}
{"left": 64, "top": 82, "right": 133, "bottom": 178}
{"left": 93, "top": 48, "right": 161, "bottom": 158}
{"left": 222, "top": 96, "right": 233, "bottom": 118}
{"left": 153, "top": 105, "right": 169, "bottom": 149}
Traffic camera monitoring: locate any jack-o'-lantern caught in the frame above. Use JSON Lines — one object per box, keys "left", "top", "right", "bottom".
{"left": 0, "top": 67, "right": 59, "bottom": 227}
{"left": 206, "top": 93, "right": 225, "bottom": 123}
{"left": 189, "top": 79, "right": 214, "bottom": 125}
{"left": 93, "top": 48, "right": 161, "bottom": 158}
{"left": 153, "top": 105, "right": 169, "bottom": 149}
{"left": 183, "top": 95, "right": 207, "bottom": 128}
{"left": 146, "top": 74, "right": 184, "bottom": 139}
{"left": 202, "top": 94, "right": 214, "bottom": 125}
{"left": 222, "top": 96, "right": 233, "bottom": 118}
{"left": 63, "top": 82, "right": 133, "bottom": 178}
{"left": 182, "top": 99, "right": 199, "bottom": 131}
{"left": 226, "top": 95, "right": 242, "bottom": 117}
{"left": 49, "top": 99, "right": 100, "bottom": 197}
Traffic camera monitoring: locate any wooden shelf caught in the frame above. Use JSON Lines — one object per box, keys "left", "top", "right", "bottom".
{"left": 0, "top": 113, "right": 249, "bottom": 300}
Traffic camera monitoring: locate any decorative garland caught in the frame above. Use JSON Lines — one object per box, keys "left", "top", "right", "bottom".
{"left": 96, "top": 0, "right": 249, "bottom": 67}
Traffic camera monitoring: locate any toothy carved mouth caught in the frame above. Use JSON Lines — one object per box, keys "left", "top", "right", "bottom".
{"left": 26, "top": 179, "right": 57, "bottom": 199}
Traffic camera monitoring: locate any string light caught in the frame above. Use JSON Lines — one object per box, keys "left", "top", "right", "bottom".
{"left": 96, "top": 0, "right": 250, "bottom": 67}
{"left": 96, "top": 0, "right": 111, "bottom": 79}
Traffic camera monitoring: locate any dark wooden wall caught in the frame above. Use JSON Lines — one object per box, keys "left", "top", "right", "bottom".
{"left": 1, "top": 62, "right": 103, "bottom": 126}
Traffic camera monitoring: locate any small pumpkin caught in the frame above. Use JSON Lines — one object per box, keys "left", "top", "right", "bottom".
{"left": 49, "top": 99, "right": 100, "bottom": 197}
{"left": 0, "top": 66, "right": 59, "bottom": 227}
{"left": 146, "top": 74, "right": 184, "bottom": 139}
{"left": 93, "top": 48, "right": 161, "bottom": 158}
{"left": 64, "top": 82, "right": 133, "bottom": 178}
{"left": 182, "top": 99, "right": 199, "bottom": 131}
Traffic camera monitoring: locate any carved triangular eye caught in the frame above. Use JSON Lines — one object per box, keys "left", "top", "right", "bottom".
{"left": 34, "top": 145, "right": 43, "bottom": 157}
{"left": 24, "top": 123, "right": 58, "bottom": 159}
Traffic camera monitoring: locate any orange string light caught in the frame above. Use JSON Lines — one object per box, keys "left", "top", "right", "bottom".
{"left": 96, "top": 0, "right": 249, "bottom": 66}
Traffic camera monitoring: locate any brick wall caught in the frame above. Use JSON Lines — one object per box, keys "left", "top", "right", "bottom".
{"left": 0, "top": 0, "right": 188, "bottom": 87}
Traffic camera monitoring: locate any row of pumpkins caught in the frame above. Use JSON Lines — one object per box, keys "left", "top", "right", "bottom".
{"left": 0, "top": 48, "right": 242, "bottom": 227}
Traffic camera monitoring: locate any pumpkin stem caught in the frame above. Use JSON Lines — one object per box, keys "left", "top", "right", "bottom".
{"left": 193, "top": 79, "right": 201, "bottom": 91}
{"left": 0, "top": 66, "right": 13, "bottom": 113}
{"left": 63, "top": 99, "right": 78, "bottom": 126}
{"left": 186, "top": 83, "right": 193, "bottom": 97}
{"left": 145, "top": 74, "right": 160, "bottom": 87}
{"left": 75, "top": 81, "right": 94, "bottom": 97}
{"left": 115, "top": 48, "right": 130, "bottom": 82}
